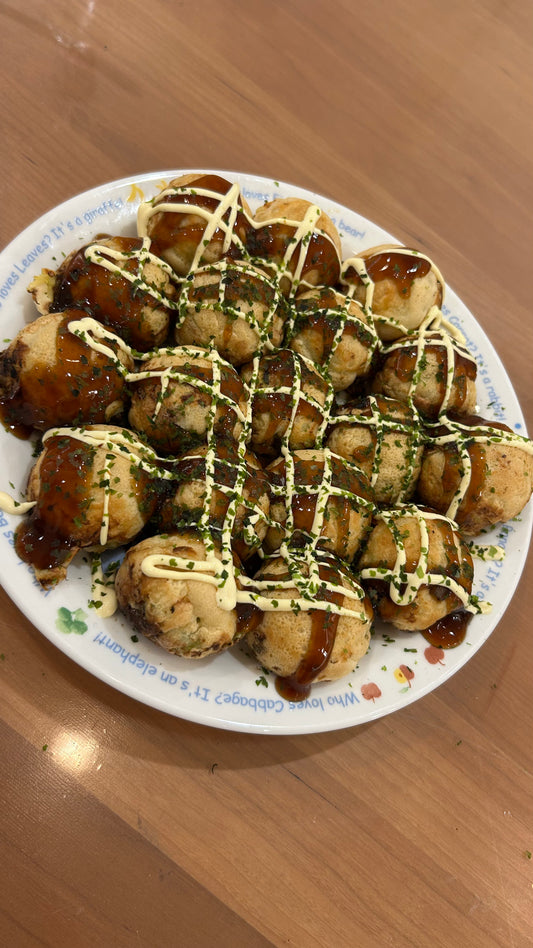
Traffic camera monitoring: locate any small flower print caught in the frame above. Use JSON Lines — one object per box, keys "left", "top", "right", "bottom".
{"left": 55, "top": 607, "right": 88, "bottom": 635}
{"left": 127, "top": 183, "right": 145, "bottom": 203}
{"left": 394, "top": 664, "right": 415, "bottom": 691}
{"left": 361, "top": 682, "right": 381, "bottom": 702}
{"left": 424, "top": 645, "right": 445, "bottom": 665}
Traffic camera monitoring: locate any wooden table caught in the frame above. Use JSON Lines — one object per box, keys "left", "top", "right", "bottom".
{"left": 1, "top": 2, "right": 532, "bottom": 945}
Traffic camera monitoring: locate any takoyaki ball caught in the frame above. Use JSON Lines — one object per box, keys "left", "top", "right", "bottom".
{"left": 371, "top": 329, "right": 477, "bottom": 419}
{"left": 29, "top": 236, "right": 175, "bottom": 351}
{"left": 264, "top": 449, "right": 373, "bottom": 561}
{"left": 417, "top": 415, "right": 533, "bottom": 535}
{"left": 15, "top": 425, "right": 158, "bottom": 587}
{"left": 326, "top": 395, "right": 424, "bottom": 505}
{"left": 341, "top": 245, "right": 444, "bottom": 341}
{"left": 240, "top": 349, "right": 331, "bottom": 458}
{"left": 245, "top": 554, "right": 373, "bottom": 697}
{"left": 128, "top": 348, "right": 248, "bottom": 455}
{"left": 246, "top": 197, "right": 342, "bottom": 296}
{"left": 175, "top": 259, "right": 286, "bottom": 365}
{"left": 0, "top": 310, "right": 133, "bottom": 434}
{"left": 285, "top": 287, "right": 378, "bottom": 391}
{"left": 157, "top": 444, "right": 270, "bottom": 561}
{"left": 115, "top": 530, "right": 242, "bottom": 658}
{"left": 139, "top": 173, "right": 251, "bottom": 277}
{"left": 358, "top": 508, "right": 474, "bottom": 632}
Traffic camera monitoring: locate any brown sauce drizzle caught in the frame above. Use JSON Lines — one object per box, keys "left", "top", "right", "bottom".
{"left": 429, "top": 519, "right": 473, "bottom": 600}
{"left": 341, "top": 434, "right": 377, "bottom": 473}
{"left": 247, "top": 223, "right": 340, "bottom": 287}
{"left": 221, "top": 318, "right": 234, "bottom": 351}
{"left": 188, "top": 264, "right": 274, "bottom": 311}
{"left": 386, "top": 336, "right": 476, "bottom": 416}
{"left": 291, "top": 493, "right": 318, "bottom": 536}
{"left": 276, "top": 603, "right": 342, "bottom": 701}
{"left": 252, "top": 391, "right": 323, "bottom": 453}
{"left": 452, "top": 352, "right": 477, "bottom": 411}
{"left": 52, "top": 236, "right": 168, "bottom": 350}
{"left": 0, "top": 407, "right": 32, "bottom": 440}
{"left": 132, "top": 353, "right": 247, "bottom": 452}
{"left": 450, "top": 412, "right": 512, "bottom": 433}
{"left": 441, "top": 440, "right": 487, "bottom": 521}
{"left": 174, "top": 356, "right": 246, "bottom": 408}
{"left": 295, "top": 309, "right": 339, "bottom": 360}
{"left": 390, "top": 347, "right": 418, "bottom": 384}
{"left": 149, "top": 174, "right": 248, "bottom": 264}
{"left": 365, "top": 251, "right": 432, "bottom": 297}
{"left": 15, "top": 436, "right": 95, "bottom": 571}
{"left": 422, "top": 610, "right": 472, "bottom": 649}
{"left": 455, "top": 352, "right": 477, "bottom": 383}
{"left": 274, "top": 560, "right": 346, "bottom": 701}
{"left": 253, "top": 393, "right": 290, "bottom": 445}
{"left": 236, "top": 602, "right": 263, "bottom": 638}
{"left": 158, "top": 446, "right": 269, "bottom": 561}
{"left": 218, "top": 365, "right": 248, "bottom": 406}
{"left": 268, "top": 453, "right": 371, "bottom": 554}
{"left": 0, "top": 311, "right": 126, "bottom": 433}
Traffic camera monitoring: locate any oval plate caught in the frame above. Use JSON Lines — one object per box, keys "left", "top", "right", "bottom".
{"left": 0, "top": 170, "right": 531, "bottom": 734}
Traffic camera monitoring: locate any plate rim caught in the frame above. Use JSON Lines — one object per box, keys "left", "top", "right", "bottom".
{"left": 0, "top": 168, "right": 531, "bottom": 735}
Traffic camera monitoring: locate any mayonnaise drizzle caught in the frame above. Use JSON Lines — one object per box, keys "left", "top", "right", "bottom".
{"left": 359, "top": 504, "right": 490, "bottom": 614}
{"left": 126, "top": 345, "right": 248, "bottom": 425}
{"left": 89, "top": 554, "right": 118, "bottom": 618}
{"left": 67, "top": 316, "right": 137, "bottom": 366}
{"left": 269, "top": 202, "right": 337, "bottom": 293}
{"left": 136, "top": 180, "right": 341, "bottom": 296}
{"left": 138, "top": 343, "right": 368, "bottom": 619}
{"left": 137, "top": 182, "right": 246, "bottom": 273}
{"left": 84, "top": 239, "right": 180, "bottom": 309}
{"left": 4, "top": 175, "right": 527, "bottom": 631}
{"left": 41, "top": 425, "right": 167, "bottom": 547}
{"left": 0, "top": 492, "right": 35, "bottom": 515}
{"left": 267, "top": 447, "right": 374, "bottom": 548}
{"left": 285, "top": 290, "right": 380, "bottom": 380}
{"left": 424, "top": 415, "right": 533, "bottom": 520}
{"left": 178, "top": 258, "right": 283, "bottom": 354}
{"left": 341, "top": 245, "right": 444, "bottom": 318}
{"left": 328, "top": 395, "right": 423, "bottom": 502}
{"left": 378, "top": 312, "right": 477, "bottom": 416}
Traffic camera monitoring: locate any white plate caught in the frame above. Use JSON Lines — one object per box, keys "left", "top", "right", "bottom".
{"left": 0, "top": 170, "right": 531, "bottom": 735}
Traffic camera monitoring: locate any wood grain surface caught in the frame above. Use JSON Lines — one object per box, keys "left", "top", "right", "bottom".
{"left": 1, "top": 1, "right": 532, "bottom": 945}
